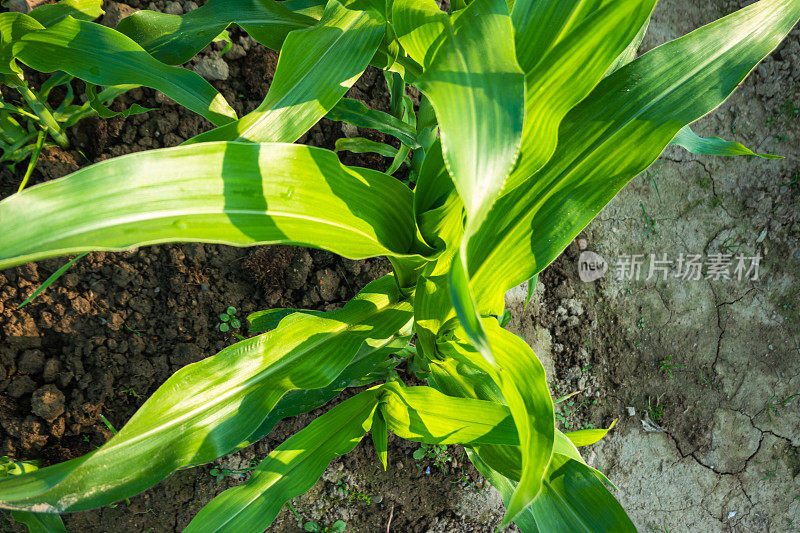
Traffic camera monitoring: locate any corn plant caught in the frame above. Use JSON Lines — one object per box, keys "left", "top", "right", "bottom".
{"left": 0, "top": 0, "right": 797, "bottom": 530}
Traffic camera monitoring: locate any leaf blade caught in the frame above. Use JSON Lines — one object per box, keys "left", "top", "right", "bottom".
{"left": 0, "top": 142, "right": 421, "bottom": 270}
{"left": 5, "top": 15, "right": 236, "bottom": 125}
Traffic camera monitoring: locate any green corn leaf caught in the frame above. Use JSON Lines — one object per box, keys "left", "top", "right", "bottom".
{"left": 511, "top": 0, "right": 592, "bottom": 73}
{"left": 412, "top": 262, "right": 455, "bottom": 359}
{"left": 470, "top": 450, "right": 634, "bottom": 532}
{"left": 283, "top": 0, "right": 327, "bottom": 19}
{"left": 505, "top": 0, "right": 658, "bottom": 193}
{"left": 0, "top": 276, "right": 412, "bottom": 513}
{"left": 28, "top": 0, "right": 104, "bottom": 27}
{"left": 371, "top": 409, "right": 389, "bottom": 470}
{"left": 438, "top": 320, "right": 554, "bottom": 525}
{"left": 385, "top": 143, "right": 410, "bottom": 175}
{"left": 533, "top": 455, "right": 634, "bottom": 532}
{"left": 236, "top": 333, "right": 410, "bottom": 449}
{"left": 116, "top": 0, "right": 317, "bottom": 65}
{"left": 447, "top": 254, "right": 492, "bottom": 364}
{"left": 524, "top": 274, "right": 537, "bottom": 312}
{"left": 605, "top": 16, "right": 651, "bottom": 77}
{"left": 9, "top": 510, "right": 68, "bottom": 533}
{"left": 0, "top": 14, "right": 236, "bottom": 126}
{"left": 0, "top": 142, "right": 422, "bottom": 271}
{"left": 247, "top": 308, "right": 326, "bottom": 334}
{"left": 397, "top": 0, "right": 525, "bottom": 368}
{"left": 553, "top": 430, "right": 614, "bottom": 488}
{"left": 1, "top": 458, "right": 68, "bottom": 533}
{"left": 325, "top": 97, "right": 420, "bottom": 148}
{"left": 414, "top": 0, "right": 524, "bottom": 233}
{"left": 84, "top": 83, "right": 153, "bottom": 119}
{"left": 468, "top": 0, "right": 800, "bottom": 312}
{"left": 17, "top": 252, "right": 87, "bottom": 309}
{"left": 511, "top": 0, "right": 638, "bottom": 74}
{"left": 186, "top": 0, "right": 385, "bottom": 144}
{"left": 334, "top": 137, "right": 398, "bottom": 158}
{"left": 467, "top": 451, "right": 539, "bottom": 532}
{"left": 391, "top": 0, "right": 447, "bottom": 65}
{"left": 379, "top": 381, "right": 518, "bottom": 446}
{"left": 185, "top": 389, "right": 382, "bottom": 533}
{"left": 565, "top": 421, "right": 617, "bottom": 448}
{"left": 428, "top": 359, "right": 624, "bottom": 530}
{"left": 0, "top": 13, "right": 45, "bottom": 74}
{"left": 412, "top": 139, "right": 463, "bottom": 254}
{"left": 670, "top": 125, "right": 781, "bottom": 159}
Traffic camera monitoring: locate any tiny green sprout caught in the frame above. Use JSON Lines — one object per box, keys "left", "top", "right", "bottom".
{"left": 120, "top": 387, "right": 140, "bottom": 398}
{"left": 766, "top": 392, "right": 800, "bottom": 422}
{"left": 721, "top": 237, "right": 741, "bottom": 254}
{"left": 640, "top": 202, "right": 656, "bottom": 236}
{"left": 786, "top": 170, "right": 800, "bottom": 187}
{"left": 218, "top": 306, "right": 242, "bottom": 332}
{"left": 659, "top": 356, "right": 686, "bottom": 378}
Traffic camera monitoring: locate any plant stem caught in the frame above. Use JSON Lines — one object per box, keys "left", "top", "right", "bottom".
{"left": 8, "top": 75, "right": 69, "bottom": 148}
{"left": 17, "top": 129, "right": 45, "bottom": 192}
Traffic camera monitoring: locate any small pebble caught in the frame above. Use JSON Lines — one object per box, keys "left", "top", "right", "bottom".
{"left": 576, "top": 237, "right": 588, "bottom": 251}
{"left": 626, "top": 406, "right": 636, "bottom": 416}
{"left": 727, "top": 511, "right": 737, "bottom": 519}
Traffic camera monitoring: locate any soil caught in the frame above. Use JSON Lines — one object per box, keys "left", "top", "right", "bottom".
{"left": 2, "top": 0, "right": 800, "bottom": 532}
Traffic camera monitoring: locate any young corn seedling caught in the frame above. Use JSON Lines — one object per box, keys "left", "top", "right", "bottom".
{"left": 0, "top": 1, "right": 153, "bottom": 192}
{"left": 0, "top": 0, "right": 798, "bottom": 531}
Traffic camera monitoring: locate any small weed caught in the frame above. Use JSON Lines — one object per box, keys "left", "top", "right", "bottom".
{"left": 413, "top": 443, "right": 453, "bottom": 473}
{"left": 122, "top": 323, "right": 143, "bottom": 337}
{"left": 645, "top": 168, "right": 662, "bottom": 201}
{"left": 555, "top": 392, "right": 598, "bottom": 430}
{"left": 209, "top": 460, "right": 258, "bottom": 481}
{"left": 120, "top": 387, "right": 140, "bottom": 398}
{"left": 451, "top": 471, "right": 482, "bottom": 492}
{"left": 647, "top": 395, "right": 670, "bottom": 423}
{"left": 637, "top": 317, "right": 646, "bottom": 328}
{"left": 786, "top": 170, "right": 800, "bottom": 188}
{"left": 721, "top": 237, "right": 741, "bottom": 254}
{"left": 698, "top": 372, "right": 721, "bottom": 392}
{"left": 659, "top": 356, "right": 686, "bottom": 378}
{"left": 640, "top": 203, "right": 656, "bottom": 236}
{"left": 335, "top": 480, "right": 373, "bottom": 505}
{"left": 696, "top": 174, "right": 711, "bottom": 189}
{"left": 766, "top": 392, "right": 799, "bottom": 421}
{"left": 218, "top": 306, "right": 241, "bottom": 332}
{"left": 781, "top": 302, "right": 797, "bottom": 323}
{"left": 760, "top": 459, "right": 779, "bottom": 481}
